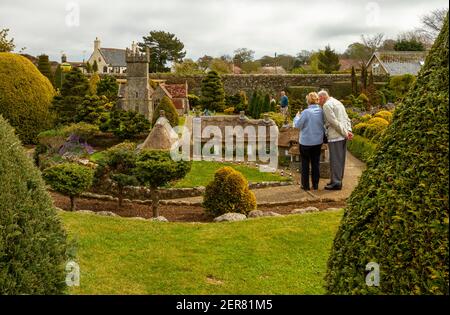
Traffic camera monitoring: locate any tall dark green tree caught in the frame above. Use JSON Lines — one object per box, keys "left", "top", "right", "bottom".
{"left": 54, "top": 65, "right": 63, "bottom": 90}
{"left": 92, "top": 60, "right": 98, "bottom": 73}
{"left": 351, "top": 66, "right": 358, "bottom": 95}
{"left": 96, "top": 75, "right": 119, "bottom": 100}
{"left": 318, "top": 45, "right": 341, "bottom": 73}
{"left": 200, "top": 70, "right": 225, "bottom": 112}
{"left": 51, "top": 67, "right": 89, "bottom": 125}
{"left": 325, "top": 15, "right": 449, "bottom": 295}
{"left": 37, "top": 54, "right": 54, "bottom": 87}
{"left": 138, "top": 30, "right": 186, "bottom": 73}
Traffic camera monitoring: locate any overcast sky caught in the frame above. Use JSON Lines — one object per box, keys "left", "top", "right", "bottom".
{"left": 1, "top": 0, "right": 448, "bottom": 62}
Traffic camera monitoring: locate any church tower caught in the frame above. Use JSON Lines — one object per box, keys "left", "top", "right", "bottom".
{"left": 123, "top": 43, "right": 153, "bottom": 121}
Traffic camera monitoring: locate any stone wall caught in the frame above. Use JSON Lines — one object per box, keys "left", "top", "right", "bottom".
{"left": 146, "top": 73, "right": 388, "bottom": 95}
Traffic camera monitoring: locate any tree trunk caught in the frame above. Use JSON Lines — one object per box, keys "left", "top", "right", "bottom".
{"left": 150, "top": 186, "right": 160, "bottom": 218}
{"left": 70, "top": 196, "right": 75, "bottom": 211}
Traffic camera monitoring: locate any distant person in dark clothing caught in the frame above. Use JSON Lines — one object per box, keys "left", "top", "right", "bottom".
{"left": 280, "top": 91, "right": 289, "bottom": 117}
{"left": 293, "top": 92, "right": 325, "bottom": 191}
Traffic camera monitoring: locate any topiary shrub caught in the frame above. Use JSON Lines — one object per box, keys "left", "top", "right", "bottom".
{"left": 0, "top": 115, "right": 68, "bottom": 294}
{"left": 389, "top": 74, "right": 416, "bottom": 101}
{"left": 152, "top": 96, "right": 179, "bottom": 127}
{"left": 0, "top": 53, "right": 55, "bottom": 144}
{"left": 374, "top": 110, "right": 393, "bottom": 122}
{"left": 135, "top": 150, "right": 191, "bottom": 217}
{"left": 325, "top": 15, "right": 449, "bottom": 294}
{"left": 203, "top": 166, "right": 257, "bottom": 217}
{"left": 42, "top": 163, "right": 94, "bottom": 211}
{"left": 357, "top": 93, "right": 370, "bottom": 110}
{"left": 95, "top": 142, "right": 138, "bottom": 207}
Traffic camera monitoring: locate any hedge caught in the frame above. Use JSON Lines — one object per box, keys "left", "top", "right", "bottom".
{"left": 0, "top": 53, "right": 55, "bottom": 144}
{"left": 0, "top": 115, "right": 68, "bottom": 294}
{"left": 325, "top": 15, "right": 449, "bottom": 294}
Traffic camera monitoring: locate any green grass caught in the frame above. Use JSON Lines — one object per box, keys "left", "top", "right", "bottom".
{"left": 170, "top": 161, "right": 290, "bottom": 188}
{"left": 89, "top": 151, "right": 106, "bottom": 163}
{"left": 60, "top": 210, "right": 343, "bottom": 294}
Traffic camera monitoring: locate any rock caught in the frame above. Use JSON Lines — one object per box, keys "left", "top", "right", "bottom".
{"left": 214, "top": 213, "right": 247, "bottom": 222}
{"left": 291, "top": 206, "right": 319, "bottom": 214}
{"left": 248, "top": 210, "right": 264, "bottom": 218}
{"left": 324, "top": 207, "right": 342, "bottom": 211}
{"left": 150, "top": 216, "right": 169, "bottom": 222}
{"left": 266, "top": 211, "right": 282, "bottom": 217}
{"left": 96, "top": 211, "right": 118, "bottom": 217}
{"left": 303, "top": 206, "right": 319, "bottom": 212}
{"left": 249, "top": 210, "right": 282, "bottom": 218}
{"left": 76, "top": 210, "right": 94, "bottom": 214}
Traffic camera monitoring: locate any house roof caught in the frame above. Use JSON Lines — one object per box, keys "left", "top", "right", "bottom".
{"left": 278, "top": 127, "right": 299, "bottom": 148}
{"left": 162, "top": 83, "right": 188, "bottom": 98}
{"left": 99, "top": 48, "right": 126, "bottom": 67}
{"left": 339, "top": 58, "right": 361, "bottom": 71}
{"left": 368, "top": 51, "right": 427, "bottom": 75}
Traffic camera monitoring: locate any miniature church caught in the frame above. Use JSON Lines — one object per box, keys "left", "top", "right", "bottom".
{"left": 117, "top": 42, "right": 190, "bottom": 122}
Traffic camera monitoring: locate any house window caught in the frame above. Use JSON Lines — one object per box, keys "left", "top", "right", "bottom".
{"left": 103, "top": 66, "right": 107, "bottom": 73}
{"left": 98, "top": 57, "right": 101, "bottom": 62}
{"left": 135, "top": 92, "right": 139, "bottom": 98}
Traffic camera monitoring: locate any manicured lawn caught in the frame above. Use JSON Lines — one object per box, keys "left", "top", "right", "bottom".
{"left": 170, "top": 161, "right": 290, "bottom": 188}
{"left": 60, "top": 209, "right": 342, "bottom": 294}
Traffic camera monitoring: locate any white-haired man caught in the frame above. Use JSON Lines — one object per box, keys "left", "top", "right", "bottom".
{"left": 318, "top": 90, "right": 353, "bottom": 190}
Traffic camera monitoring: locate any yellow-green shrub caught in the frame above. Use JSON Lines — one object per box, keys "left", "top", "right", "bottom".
{"left": 224, "top": 107, "right": 235, "bottom": 114}
{"left": 364, "top": 117, "right": 389, "bottom": 140}
{"left": 360, "top": 114, "right": 372, "bottom": 122}
{"left": 374, "top": 110, "right": 393, "bottom": 122}
{"left": 203, "top": 166, "right": 256, "bottom": 217}
{"left": 0, "top": 53, "right": 55, "bottom": 144}
{"left": 353, "top": 122, "right": 369, "bottom": 136}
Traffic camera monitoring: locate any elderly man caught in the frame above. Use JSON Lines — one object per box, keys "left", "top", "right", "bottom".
{"left": 318, "top": 90, "right": 353, "bottom": 190}
{"left": 280, "top": 91, "right": 289, "bottom": 117}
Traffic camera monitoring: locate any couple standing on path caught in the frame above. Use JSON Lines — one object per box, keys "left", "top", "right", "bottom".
{"left": 293, "top": 90, "right": 353, "bottom": 191}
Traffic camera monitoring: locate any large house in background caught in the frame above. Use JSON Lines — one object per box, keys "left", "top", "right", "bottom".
{"left": 366, "top": 51, "right": 428, "bottom": 76}
{"left": 87, "top": 37, "right": 127, "bottom": 74}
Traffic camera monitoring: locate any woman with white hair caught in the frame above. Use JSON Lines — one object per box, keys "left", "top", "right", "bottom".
{"left": 293, "top": 92, "right": 325, "bottom": 191}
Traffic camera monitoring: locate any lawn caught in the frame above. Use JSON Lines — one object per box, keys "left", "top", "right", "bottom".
{"left": 170, "top": 161, "right": 290, "bottom": 188}
{"left": 60, "top": 209, "right": 343, "bottom": 294}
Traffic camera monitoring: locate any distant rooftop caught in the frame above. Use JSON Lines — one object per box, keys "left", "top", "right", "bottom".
{"left": 370, "top": 51, "right": 428, "bottom": 76}
{"left": 99, "top": 48, "right": 126, "bottom": 67}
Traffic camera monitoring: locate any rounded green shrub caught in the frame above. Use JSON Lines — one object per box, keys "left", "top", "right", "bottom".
{"left": 152, "top": 96, "right": 179, "bottom": 127}
{"left": 42, "top": 163, "right": 94, "bottom": 211}
{"left": 353, "top": 122, "right": 369, "bottom": 136}
{"left": 360, "top": 114, "right": 372, "bottom": 122}
{"left": 0, "top": 53, "right": 55, "bottom": 144}
{"left": 0, "top": 115, "right": 68, "bottom": 294}
{"left": 325, "top": 15, "right": 449, "bottom": 294}
{"left": 203, "top": 166, "right": 257, "bottom": 217}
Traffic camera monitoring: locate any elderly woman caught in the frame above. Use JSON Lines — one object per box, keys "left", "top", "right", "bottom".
{"left": 293, "top": 92, "right": 325, "bottom": 191}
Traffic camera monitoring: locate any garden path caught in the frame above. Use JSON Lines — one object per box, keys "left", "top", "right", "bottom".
{"left": 173, "top": 151, "right": 366, "bottom": 204}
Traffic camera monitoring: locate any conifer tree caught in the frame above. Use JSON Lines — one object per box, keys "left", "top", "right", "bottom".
{"left": 37, "top": 54, "right": 54, "bottom": 87}
{"left": 325, "top": 15, "right": 449, "bottom": 294}
{"left": 200, "top": 70, "right": 225, "bottom": 112}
